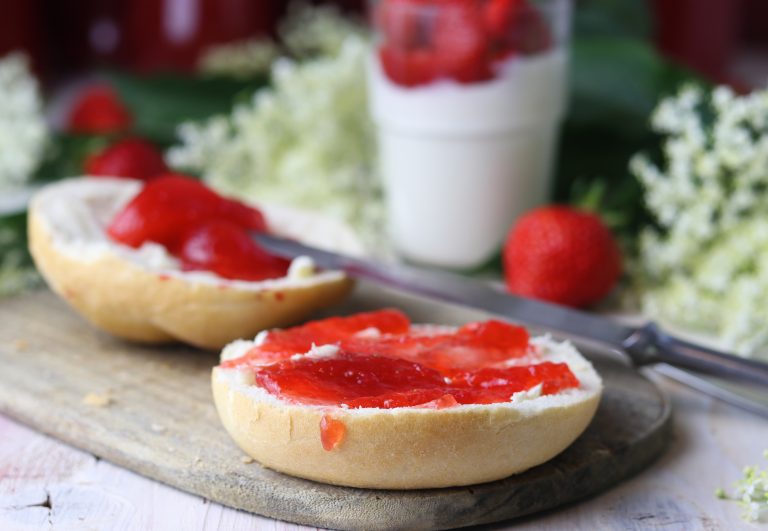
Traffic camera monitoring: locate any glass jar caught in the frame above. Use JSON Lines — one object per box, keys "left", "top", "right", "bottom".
{"left": 368, "top": 0, "right": 572, "bottom": 269}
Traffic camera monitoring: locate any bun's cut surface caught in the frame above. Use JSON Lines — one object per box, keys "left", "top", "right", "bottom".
{"left": 212, "top": 312, "right": 602, "bottom": 489}
{"left": 28, "top": 178, "right": 354, "bottom": 349}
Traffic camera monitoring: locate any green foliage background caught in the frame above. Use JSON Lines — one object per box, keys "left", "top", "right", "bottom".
{"left": 555, "top": 0, "right": 700, "bottom": 242}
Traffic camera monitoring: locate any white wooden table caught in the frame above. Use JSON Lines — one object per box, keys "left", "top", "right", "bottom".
{"left": 0, "top": 376, "right": 765, "bottom": 531}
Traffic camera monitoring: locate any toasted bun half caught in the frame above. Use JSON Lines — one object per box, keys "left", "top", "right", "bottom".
{"left": 28, "top": 177, "right": 354, "bottom": 349}
{"left": 212, "top": 336, "right": 602, "bottom": 489}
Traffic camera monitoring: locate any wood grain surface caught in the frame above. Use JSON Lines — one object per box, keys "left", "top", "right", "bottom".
{"left": 0, "top": 286, "right": 672, "bottom": 531}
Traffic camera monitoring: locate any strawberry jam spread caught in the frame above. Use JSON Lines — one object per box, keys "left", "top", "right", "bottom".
{"left": 375, "top": 0, "right": 552, "bottom": 87}
{"left": 319, "top": 415, "right": 347, "bottom": 451}
{"left": 106, "top": 174, "right": 289, "bottom": 281}
{"left": 222, "top": 309, "right": 579, "bottom": 410}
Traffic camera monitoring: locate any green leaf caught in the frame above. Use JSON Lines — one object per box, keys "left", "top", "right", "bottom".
{"left": 552, "top": 36, "right": 705, "bottom": 240}
{"left": 573, "top": 0, "right": 652, "bottom": 40}
{"left": 33, "top": 133, "right": 111, "bottom": 183}
{"left": 0, "top": 212, "right": 29, "bottom": 259}
{"left": 0, "top": 211, "right": 34, "bottom": 272}
{"left": 568, "top": 37, "right": 700, "bottom": 138}
{"left": 105, "top": 71, "right": 269, "bottom": 145}
{"left": 0, "top": 211, "right": 40, "bottom": 297}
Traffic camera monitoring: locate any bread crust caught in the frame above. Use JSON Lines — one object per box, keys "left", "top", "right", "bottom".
{"left": 28, "top": 178, "right": 353, "bottom": 349}
{"left": 212, "top": 340, "right": 602, "bottom": 489}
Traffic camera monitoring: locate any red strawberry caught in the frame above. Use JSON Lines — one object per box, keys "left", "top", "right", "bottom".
{"left": 503, "top": 206, "right": 622, "bottom": 308}
{"left": 85, "top": 137, "right": 168, "bottom": 181}
{"left": 68, "top": 85, "right": 133, "bottom": 135}
{"left": 433, "top": 3, "right": 492, "bottom": 83}
{"left": 379, "top": 46, "right": 438, "bottom": 87}
{"left": 107, "top": 174, "right": 267, "bottom": 249}
{"left": 177, "top": 220, "right": 289, "bottom": 281}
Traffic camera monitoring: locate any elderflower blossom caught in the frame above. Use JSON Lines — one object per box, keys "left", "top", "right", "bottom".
{"left": 168, "top": 34, "right": 379, "bottom": 241}
{"left": 718, "top": 450, "right": 768, "bottom": 523}
{"left": 0, "top": 53, "right": 47, "bottom": 191}
{"left": 197, "top": 3, "right": 367, "bottom": 78}
{"left": 280, "top": 2, "right": 369, "bottom": 59}
{"left": 198, "top": 40, "right": 279, "bottom": 78}
{"left": 632, "top": 85, "right": 768, "bottom": 358}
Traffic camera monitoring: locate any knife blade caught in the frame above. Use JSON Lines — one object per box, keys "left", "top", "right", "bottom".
{"left": 653, "top": 364, "right": 768, "bottom": 418}
{"left": 255, "top": 234, "right": 768, "bottom": 393}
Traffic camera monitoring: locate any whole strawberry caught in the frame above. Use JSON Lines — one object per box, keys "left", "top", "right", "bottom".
{"left": 85, "top": 137, "right": 168, "bottom": 181}
{"left": 503, "top": 206, "right": 622, "bottom": 308}
{"left": 68, "top": 85, "right": 133, "bottom": 135}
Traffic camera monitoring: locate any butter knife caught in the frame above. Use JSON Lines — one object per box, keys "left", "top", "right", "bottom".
{"left": 255, "top": 234, "right": 768, "bottom": 411}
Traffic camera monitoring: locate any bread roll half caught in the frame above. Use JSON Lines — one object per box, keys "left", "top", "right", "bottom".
{"left": 28, "top": 177, "right": 354, "bottom": 349}
{"left": 212, "top": 335, "right": 602, "bottom": 489}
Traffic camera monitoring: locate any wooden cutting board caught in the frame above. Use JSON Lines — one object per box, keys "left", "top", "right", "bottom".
{"left": 0, "top": 285, "right": 672, "bottom": 531}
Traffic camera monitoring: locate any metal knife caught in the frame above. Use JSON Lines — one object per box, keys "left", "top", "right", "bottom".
{"left": 255, "top": 234, "right": 768, "bottom": 411}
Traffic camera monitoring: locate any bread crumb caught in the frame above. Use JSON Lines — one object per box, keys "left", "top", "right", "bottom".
{"left": 11, "top": 339, "right": 29, "bottom": 352}
{"left": 150, "top": 423, "right": 166, "bottom": 433}
{"left": 82, "top": 392, "right": 112, "bottom": 407}
{"left": 193, "top": 455, "right": 202, "bottom": 465}
{"left": 241, "top": 456, "right": 255, "bottom": 464}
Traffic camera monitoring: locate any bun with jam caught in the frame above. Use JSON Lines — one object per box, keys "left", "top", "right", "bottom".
{"left": 212, "top": 309, "right": 602, "bottom": 489}
{"left": 28, "top": 176, "right": 354, "bottom": 349}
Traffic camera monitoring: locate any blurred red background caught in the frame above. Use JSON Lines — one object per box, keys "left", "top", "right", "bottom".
{"left": 2, "top": 0, "right": 766, "bottom": 88}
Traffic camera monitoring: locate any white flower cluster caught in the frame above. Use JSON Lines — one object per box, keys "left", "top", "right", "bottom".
{"left": 0, "top": 52, "right": 47, "bottom": 191}
{"left": 198, "top": 40, "right": 279, "bottom": 78}
{"left": 280, "top": 2, "right": 369, "bottom": 59}
{"left": 718, "top": 450, "right": 768, "bottom": 523}
{"left": 632, "top": 85, "right": 768, "bottom": 357}
{"left": 169, "top": 27, "right": 380, "bottom": 242}
{"left": 198, "top": 3, "right": 368, "bottom": 78}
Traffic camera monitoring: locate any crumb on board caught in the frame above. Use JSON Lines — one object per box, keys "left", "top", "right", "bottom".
{"left": 241, "top": 456, "right": 255, "bottom": 464}
{"left": 82, "top": 392, "right": 112, "bottom": 407}
{"left": 150, "top": 423, "right": 166, "bottom": 433}
{"left": 11, "top": 339, "right": 29, "bottom": 352}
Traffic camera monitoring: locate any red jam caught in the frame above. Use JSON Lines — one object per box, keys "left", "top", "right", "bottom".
{"left": 254, "top": 352, "right": 577, "bottom": 409}
{"left": 241, "top": 309, "right": 411, "bottom": 362}
{"left": 177, "top": 219, "right": 289, "bottom": 282}
{"left": 376, "top": 0, "right": 552, "bottom": 87}
{"left": 107, "top": 174, "right": 288, "bottom": 281}
{"left": 319, "top": 415, "right": 346, "bottom": 451}
{"left": 223, "top": 310, "right": 579, "bottom": 410}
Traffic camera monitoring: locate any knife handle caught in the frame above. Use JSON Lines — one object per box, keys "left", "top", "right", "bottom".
{"left": 623, "top": 323, "right": 768, "bottom": 388}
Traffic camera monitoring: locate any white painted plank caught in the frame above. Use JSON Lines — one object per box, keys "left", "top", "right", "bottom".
{"left": 0, "top": 416, "right": 316, "bottom": 531}
{"left": 1, "top": 376, "right": 766, "bottom": 530}
{"left": 508, "top": 377, "right": 765, "bottom": 530}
